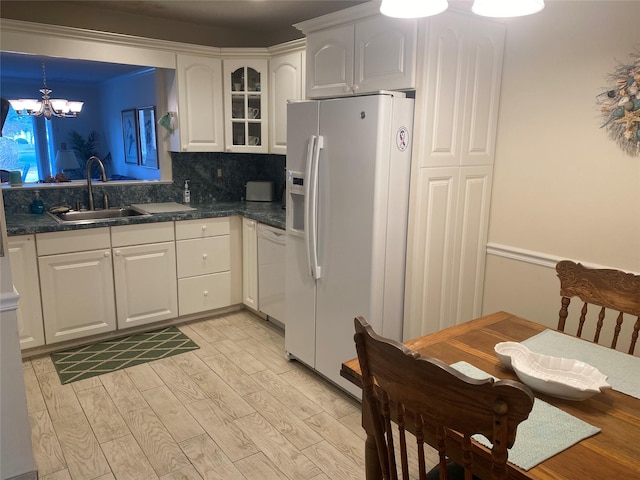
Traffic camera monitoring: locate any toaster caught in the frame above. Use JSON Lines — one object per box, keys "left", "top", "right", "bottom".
{"left": 246, "top": 181, "right": 274, "bottom": 202}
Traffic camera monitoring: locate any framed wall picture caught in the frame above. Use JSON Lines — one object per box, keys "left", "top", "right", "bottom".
{"left": 122, "top": 109, "right": 139, "bottom": 165}
{"left": 137, "top": 106, "right": 158, "bottom": 169}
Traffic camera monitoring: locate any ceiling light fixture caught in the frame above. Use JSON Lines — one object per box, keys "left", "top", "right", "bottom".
{"left": 472, "top": 0, "right": 545, "bottom": 17}
{"left": 7, "top": 62, "right": 83, "bottom": 120}
{"left": 380, "top": 0, "right": 448, "bottom": 18}
{"left": 380, "top": 0, "right": 545, "bottom": 18}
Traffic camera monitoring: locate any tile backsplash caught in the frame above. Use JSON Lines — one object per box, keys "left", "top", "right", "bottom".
{"left": 2, "top": 152, "right": 286, "bottom": 214}
{"left": 171, "top": 152, "right": 285, "bottom": 204}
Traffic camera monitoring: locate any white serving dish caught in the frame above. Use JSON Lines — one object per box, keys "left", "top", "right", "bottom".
{"left": 494, "top": 341, "right": 610, "bottom": 400}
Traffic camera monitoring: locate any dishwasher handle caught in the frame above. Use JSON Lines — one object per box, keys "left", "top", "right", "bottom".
{"left": 257, "top": 225, "right": 286, "bottom": 245}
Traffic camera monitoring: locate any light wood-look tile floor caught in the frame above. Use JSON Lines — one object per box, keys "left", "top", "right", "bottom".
{"left": 23, "top": 310, "right": 388, "bottom": 480}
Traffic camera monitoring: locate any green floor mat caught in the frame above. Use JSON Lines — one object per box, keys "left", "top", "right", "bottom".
{"left": 51, "top": 326, "right": 199, "bottom": 384}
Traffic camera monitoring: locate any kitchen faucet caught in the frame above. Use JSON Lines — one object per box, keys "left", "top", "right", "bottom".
{"left": 86, "top": 156, "right": 108, "bottom": 210}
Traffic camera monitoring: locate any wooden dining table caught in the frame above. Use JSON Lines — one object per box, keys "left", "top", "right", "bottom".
{"left": 340, "top": 311, "right": 640, "bottom": 480}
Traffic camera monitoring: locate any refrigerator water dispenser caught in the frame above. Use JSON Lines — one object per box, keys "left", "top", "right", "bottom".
{"left": 287, "top": 170, "right": 305, "bottom": 235}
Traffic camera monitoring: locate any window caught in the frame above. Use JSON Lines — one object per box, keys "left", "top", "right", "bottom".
{"left": 0, "top": 108, "right": 52, "bottom": 182}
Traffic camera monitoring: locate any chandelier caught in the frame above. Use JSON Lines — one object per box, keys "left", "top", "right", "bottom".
{"left": 380, "top": 0, "right": 545, "bottom": 18}
{"left": 7, "top": 62, "right": 83, "bottom": 120}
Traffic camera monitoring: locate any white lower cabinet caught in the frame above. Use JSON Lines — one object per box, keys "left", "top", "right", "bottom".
{"left": 7, "top": 235, "right": 44, "bottom": 349}
{"left": 111, "top": 222, "right": 178, "bottom": 329}
{"left": 242, "top": 218, "right": 259, "bottom": 310}
{"left": 22, "top": 216, "right": 240, "bottom": 347}
{"left": 176, "top": 217, "right": 233, "bottom": 315}
{"left": 37, "top": 228, "right": 116, "bottom": 344}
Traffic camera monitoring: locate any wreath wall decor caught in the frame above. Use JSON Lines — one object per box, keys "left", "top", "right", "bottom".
{"left": 597, "top": 50, "right": 640, "bottom": 156}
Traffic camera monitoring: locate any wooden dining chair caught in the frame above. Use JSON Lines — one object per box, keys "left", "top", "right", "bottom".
{"left": 556, "top": 260, "right": 640, "bottom": 355}
{"left": 353, "top": 316, "right": 534, "bottom": 480}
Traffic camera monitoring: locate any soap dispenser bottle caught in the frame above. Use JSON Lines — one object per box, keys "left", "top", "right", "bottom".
{"left": 30, "top": 190, "right": 45, "bottom": 214}
{"left": 183, "top": 180, "right": 191, "bottom": 204}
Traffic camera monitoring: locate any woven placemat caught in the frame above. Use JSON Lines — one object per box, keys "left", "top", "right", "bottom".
{"left": 451, "top": 361, "right": 600, "bottom": 471}
{"left": 523, "top": 329, "right": 640, "bottom": 399}
{"left": 51, "top": 326, "right": 199, "bottom": 384}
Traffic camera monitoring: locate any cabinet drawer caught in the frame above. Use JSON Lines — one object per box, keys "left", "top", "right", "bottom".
{"left": 176, "top": 236, "right": 230, "bottom": 278}
{"left": 37, "top": 228, "right": 111, "bottom": 256}
{"left": 178, "top": 272, "right": 231, "bottom": 316}
{"left": 175, "top": 217, "right": 229, "bottom": 240}
{"left": 111, "top": 221, "right": 175, "bottom": 247}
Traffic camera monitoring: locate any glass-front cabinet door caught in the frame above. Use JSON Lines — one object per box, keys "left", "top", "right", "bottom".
{"left": 223, "top": 59, "right": 269, "bottom": 153}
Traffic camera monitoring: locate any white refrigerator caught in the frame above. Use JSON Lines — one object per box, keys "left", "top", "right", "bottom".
{"left": 285, "top": 92, "right": 414, "bottom": 396}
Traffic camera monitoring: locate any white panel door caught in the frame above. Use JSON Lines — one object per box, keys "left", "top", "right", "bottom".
{"left": 176, "top": 54, "right": 224, "bottom": 152}
{"left": 419, "top": 15, "right": 466, "bottom": 167}
{"left": 459, "top": 19, "right": 505, "bottom": 166}
{"left": 113, "top": 241, "right": 178, "bottom": 329}
{"left": 354, "top": 15, "right": 417, "bottom": 93}
{"left": 242, "top": 218, "right": 259, "bottom": 310}
{"left": 403, "top": 167, "right": 459, "bottom": 339}
{"left": 269, "top": 51, "right": 304, "bottom": 154}
{"left": 39, "top": 249, "right": 116, "bottom": 344}
{"left": 419, "top": 12, "right": 504, "bottom": 168}
{"left": 7, "top": 235, "right": 44, "bottom": 349}
{"left": 450, "top": 166, "right": 493, "bottom": 324}
{"left": 306, "top": 24, "right": 354, "bottom": 98}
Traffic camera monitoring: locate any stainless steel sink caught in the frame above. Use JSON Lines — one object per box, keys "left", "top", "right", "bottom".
{"left": 48, "top": 206, "right": 151, "bottom": 224}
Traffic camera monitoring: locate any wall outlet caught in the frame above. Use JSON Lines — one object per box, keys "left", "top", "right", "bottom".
{"left": 217, "top": 168, "right": 223, "bottom": 178}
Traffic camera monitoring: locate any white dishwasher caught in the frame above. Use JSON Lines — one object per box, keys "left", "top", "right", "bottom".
{"left": 257, "top": 223, "right": 286, "bottom": 326}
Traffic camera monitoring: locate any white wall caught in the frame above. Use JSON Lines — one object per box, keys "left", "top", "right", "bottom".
{"left": 483, "top": 1, "right": 640, "bottom": 329}
{"left": 100, "top": 69, "right": 160, "bottom": 180}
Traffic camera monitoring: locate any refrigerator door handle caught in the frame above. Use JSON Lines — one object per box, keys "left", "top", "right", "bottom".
{"left": 304, "top": 135, "right": 317, "bottom": 279}
{"left": 304, "top": 134, "right": 323, "bottom": 280}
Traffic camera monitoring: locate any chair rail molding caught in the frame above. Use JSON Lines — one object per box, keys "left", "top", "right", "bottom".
{"left": 485, "top": 243, "right": 639, "bottom": 275}
{"left": 0, "top": 286, "right": 20, "bottom": 313}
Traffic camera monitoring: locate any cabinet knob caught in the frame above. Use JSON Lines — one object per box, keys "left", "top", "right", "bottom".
{"left": 203, "top": 290, "right": 209, "bottom": 296}
{"left": 104, "top": 251, "right": 110, "bottom": 257}
{"left": 115, "top": 250, "right": 121, "bottom": 256}
{"left": 202, "top": 253, "right": 208, "bottom": 259}
{"left": 352, "top": 84, "right": 359, "bottom": 92}
{"left": 183, "top": 145, "right": 187, "bottom": 151}
{"left": 202, "top": 225, "right": 207, "bottom": 231}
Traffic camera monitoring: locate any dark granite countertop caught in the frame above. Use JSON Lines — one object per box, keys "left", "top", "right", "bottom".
{"left": 6, "top": 201, "right": 286, "bottom": 236}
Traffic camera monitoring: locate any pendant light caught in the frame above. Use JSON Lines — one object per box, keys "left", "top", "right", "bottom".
{"left": 380, "top": 0, "right": 448, "bottom": 18}
{"left": 7, "top": 62, "right": 83, "bottom": 120}
{"left": 472, "top": 0, "right": 545, "bottom": 17}
{"left": 380, "top": 0, "right": 545, "bottom": 18}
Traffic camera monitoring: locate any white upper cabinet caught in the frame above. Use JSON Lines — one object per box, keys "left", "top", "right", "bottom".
{"left": 223, "top": 58, "right": 269, "bottom": 153}
{"left": 172, "top": 54, "right": 225, "bottom": 152}
{"left": 306, "top": 24, "right": 354, "bottom": 98}
{"left": 419, "top": 13, "right": 505, "bottom": 167}
{"left": 269, "top": 49, "right": 305, "bottom": 154}
{"left": 353, "top": 15, "right": 417, "bottom": 94}
{"left": 301, "top": 6, "right": 417, "bottom": 98}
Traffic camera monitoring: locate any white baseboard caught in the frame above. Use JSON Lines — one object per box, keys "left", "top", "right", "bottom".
{"left": 7, "top": 470, "right": 38, "bottom": 480}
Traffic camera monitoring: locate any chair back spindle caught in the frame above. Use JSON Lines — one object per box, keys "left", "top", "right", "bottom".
{"left": 556, "top": 260, "right": 640, "bottom": 354}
